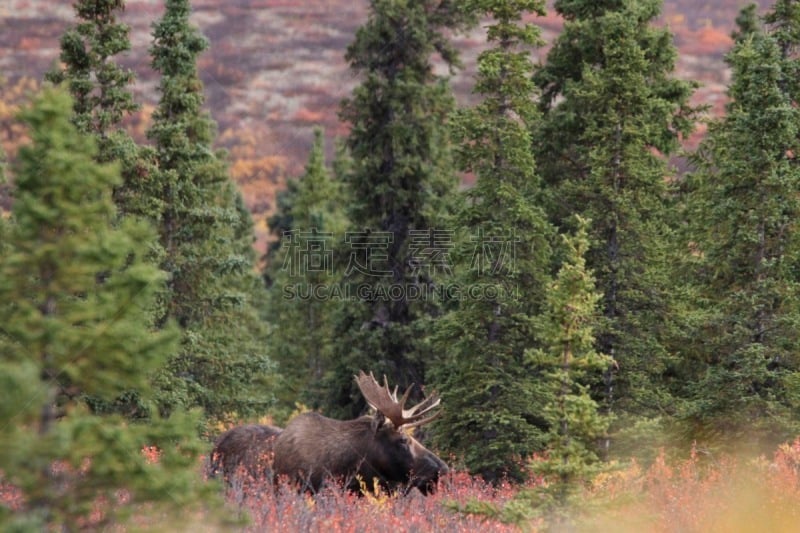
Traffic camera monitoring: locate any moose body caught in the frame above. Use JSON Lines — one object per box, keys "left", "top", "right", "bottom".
{"left": 209, "top": 372, "right": 448, "bottom": 495}
{"left": 209, "top": 424, "right": 282, "bottom": 482}
{"left": 273, "top": 411, "right": 447, "bottom": 494}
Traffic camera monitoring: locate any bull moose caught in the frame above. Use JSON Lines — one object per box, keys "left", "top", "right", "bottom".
{"left": 209, "top": 371, "right": 448, "bottom": 495}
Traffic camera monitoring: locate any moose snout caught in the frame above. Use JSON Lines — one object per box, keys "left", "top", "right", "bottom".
{"left": 418, "top": 454, "right": 448, "bottom": 476}
{"left": 412, "top": 453, "right": 449, "bottom": 494}
{"left": 431, "top": 455, "right": 449, "bottom": 476}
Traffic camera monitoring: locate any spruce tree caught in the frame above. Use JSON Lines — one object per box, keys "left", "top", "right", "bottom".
{"left": 45, "top": 0, "right": 167, "bottom": 419}
{"left": 147, "top": 0, "right": 274, "bottom": 419}
{"left": 323, "top": 0, "right": 473, "bottom": 416}
{"left": 524, "top": 218, "right": 610, "bottom": 525}
{"left": 263, "top": 179, "right": 300, "bottom": 287}
{"left": 45, "top": 0, "right": 160, "bottom": 221}
{"left": 45, "top": 0, "right": 136, "bottom": 136}
{"left": 429, "top": 0, "right": 553, "bottom": 483}
{"left": 733, "top": 3, "right": 760, "bottom": 42}
{"left": 680, "top": 27, "right": 800, "bottom": 449}
{"left": 764, "top": 0, "right": 800, "bottom": 59}
{"left": 263, "top": 129, "right": 348, "bottom": 416}
{"left": 533, "top": 0, "right": 696, "bottom": 444}
{"left": 0, "top": 88, "right": 220, "bottom": 530}
{"left": 764, "top": 1, "right": 800, "bottom": 149}
{"left": 464, "top": 220, "right": 610, "bottom": 526}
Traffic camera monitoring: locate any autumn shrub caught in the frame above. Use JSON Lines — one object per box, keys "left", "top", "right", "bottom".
{"left": 139, "top": 441, "right": 800, "bottom": 532}
{"left": 6, "top": 441, "right": 800, "bottom": 531}
{"left": 224, "top": 470, "right": 524, "bottom": 533}
{"left": 582, "top": 439, "right": 800, "bottom": 532}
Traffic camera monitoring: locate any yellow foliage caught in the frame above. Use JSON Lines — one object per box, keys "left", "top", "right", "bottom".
{"left": 669, "top": 14, "right": 685, "bottom": 26}
{"left": 356, "top": 475, "right": 391, "bottom": 507}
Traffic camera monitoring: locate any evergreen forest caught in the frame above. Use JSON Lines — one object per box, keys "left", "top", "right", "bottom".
{"left": 3, "top": 0, "right": 800, "bottom": 530}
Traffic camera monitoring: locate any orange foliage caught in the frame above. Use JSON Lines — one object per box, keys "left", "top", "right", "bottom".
{"left": 16, "top": 37, "right": 42, "bottom": 51}
{"left": 668, "top": 13, "right": 686, "bottom": 26}
{"left": 0, "top": 76, "right": 39, "bottom": 164}
{"left": 587, "top": 440, "right": 800, "bottom": 532}
{"left": 218, "top": 127, "right": 288, "bottom": 253}
{"left": 293, "top": 107, "right": 326, "bottom": 123}
{"left": 226, "top": 131, "right": 287, "bottom": 215}
{"left": 229, "top": 156, "right": 286, "bottom": 185}
{"left": 676, "top": 25, "right": 733, "bottom": 56}
{"left": 122, "top": 102, "right": 156, "bottom": 143}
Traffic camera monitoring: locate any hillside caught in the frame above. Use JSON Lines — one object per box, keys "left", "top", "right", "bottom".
{"left": 0, "top": 0, "right": 771, "bottom": 251}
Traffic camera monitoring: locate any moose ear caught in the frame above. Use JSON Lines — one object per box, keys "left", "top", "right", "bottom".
{"left": 371, "top": 412, "right": 386, "bottom": 433}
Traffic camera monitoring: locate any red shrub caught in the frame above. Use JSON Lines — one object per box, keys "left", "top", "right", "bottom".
{"left": 222, "top": 469, "right": 523, "bottom": 532}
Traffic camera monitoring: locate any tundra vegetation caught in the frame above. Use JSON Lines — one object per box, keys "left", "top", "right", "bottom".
{"left": 3, "top": 0, "right": 800, "bottom": 531}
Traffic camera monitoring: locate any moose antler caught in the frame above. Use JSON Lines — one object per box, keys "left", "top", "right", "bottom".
{"left": 355, "top": 371, "right": 441, "bottom": 429}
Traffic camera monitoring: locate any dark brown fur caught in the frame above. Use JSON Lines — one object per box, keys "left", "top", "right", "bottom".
{"left": 272, "top": 412, "right": 448, "bottom": 494}
{"left": 209, "top": 424, "right": 282, "bottom": 483}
